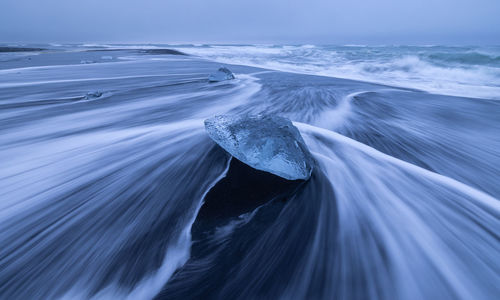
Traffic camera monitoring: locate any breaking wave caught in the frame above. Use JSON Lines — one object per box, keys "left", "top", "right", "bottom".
{"left": 174, "top": 44, "right": 500, "bottom": 100}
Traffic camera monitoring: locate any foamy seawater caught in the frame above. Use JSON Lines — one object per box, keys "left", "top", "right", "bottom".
{"left": 0, "top": 44, "right": 499, "bottom": 299}
{"left": 172, "top": 44, "right": 500, "bottom": 100}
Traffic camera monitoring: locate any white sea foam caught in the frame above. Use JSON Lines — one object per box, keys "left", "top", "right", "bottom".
{"left": 174, "top": 45, "right": 500, "bottom": 100}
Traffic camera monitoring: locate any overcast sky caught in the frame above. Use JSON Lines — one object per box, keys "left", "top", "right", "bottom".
{"left": 1, "top": 0, "right": 499, "bottom": 44}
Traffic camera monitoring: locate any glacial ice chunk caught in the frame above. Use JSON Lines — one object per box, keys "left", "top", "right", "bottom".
{"left": 204, "top": 114, "right": 313, "bottom": 180}
{"left": 208, "top": 67, "right": 235, "bottom": 82}
{"left": 85, "top": 91, "right": 103, "bottom": 100}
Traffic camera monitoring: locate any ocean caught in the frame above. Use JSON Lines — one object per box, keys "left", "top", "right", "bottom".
{"left": 0, "top": 44, "right": 499, "bottom": 299}
{"left": 171, "top": 44, "right": 500, "bottom": 100}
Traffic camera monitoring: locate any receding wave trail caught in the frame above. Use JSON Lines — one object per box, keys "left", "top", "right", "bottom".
{"left": 297, "top": 123, "right": 499, "bottom": 299}
{"left": 0, "top": 47, "right": 499, "bottom": 299}
{"left": 0, "top": 54, "right": 260, "bottom": 298}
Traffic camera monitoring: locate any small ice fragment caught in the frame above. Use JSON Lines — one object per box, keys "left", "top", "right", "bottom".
{"left": 85, "top": 91, "right": 103, "bottom": 100}
{"left": 204, "top": 114, "right": 314, "bottom": 180}
{"left": 101, "top": 56, "right": 113, "bottom": 60}
{"left": 208, "top": 67, "right": 235, "bottom": 82}
{"left": 80, "top": 60, "right": 95, "bottom": 64}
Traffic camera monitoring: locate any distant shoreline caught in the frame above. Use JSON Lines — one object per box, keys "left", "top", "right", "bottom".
{"left": 0, "top": 47, "right": 46, "bottom": 52}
